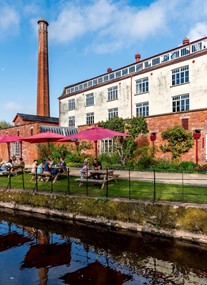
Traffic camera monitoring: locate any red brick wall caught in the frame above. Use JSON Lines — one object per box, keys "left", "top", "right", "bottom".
{"left": 0, "top": 122, "right": 57, "bottom": 166}
{"left": 145, "top": 109, "right": 207, "bottom": 164}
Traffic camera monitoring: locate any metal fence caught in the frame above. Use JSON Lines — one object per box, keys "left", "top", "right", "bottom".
{"left": 0, "top": 168, "right": 207, "bottom": 204}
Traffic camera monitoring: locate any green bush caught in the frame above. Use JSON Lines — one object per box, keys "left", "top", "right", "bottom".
{"left": 177, "top": 161, "right": 197, "bottom": 173}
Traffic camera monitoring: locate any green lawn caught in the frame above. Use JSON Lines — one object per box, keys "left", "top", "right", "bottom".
{"left": 0, "top": 173, "right": 207, "bottom": 204}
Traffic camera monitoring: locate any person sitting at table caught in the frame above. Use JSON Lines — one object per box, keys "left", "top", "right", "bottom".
{"left": 11, "top": 155, "right": 18, "bottom": 167}
{"left": 43, "top": 158, "right": 52, "bottom": 175}
{"left": 37, "top": 162, "right": 43, "bottom": 174}
{"left": 91, "top": 158, "right": 102, "bottom": 179}
{"left": 80, "top": 161, "right": 89, "bottom": 178}
{"left": 31, "top": 160, "right": 38, "bottom": 174}
{"left": 19, "top": 157, "right": 25, "bottom": 169}
{"left": 0, "top": 159, "right": 13, "bottom": 172}
{"left": 59, "top": 157, "right": 67, "bottom": 172}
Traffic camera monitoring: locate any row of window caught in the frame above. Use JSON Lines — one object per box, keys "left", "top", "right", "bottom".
{"left": 68, "top": 86, "right": 118, "bottom": 111}
{"left": 65, "top": 38, "right": 207, "bottom": 95}
{"left": 68, "top": 94, "right": 189, "bottom": 126}
{"left": 68, "top": 65, "right": 189, "bottom": 110}
{"left": 68, "top": 107, "right": 118, "bottom": 127}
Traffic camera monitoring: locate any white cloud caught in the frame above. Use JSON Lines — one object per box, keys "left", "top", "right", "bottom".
{"left": 0, "top": 4, "right": 20, "bottom": 38}
{"left": 49, "top": 0, "right": 170, "bottom": 52}
{"left": 187, "top": 22, "right": 207, "bottom": 41}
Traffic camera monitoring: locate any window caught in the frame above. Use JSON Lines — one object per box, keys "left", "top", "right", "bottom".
{"left": 136, "top": 102, "right": 149, "bottom": 117}
{"left": 100, "top": 139, "right": 114, "bottom": 153}
{"left": 136, "top": 77, "right": 149, "bottom": 94}
{"left": 108, "top": 86, "right": 118, "bottom": 101}
{"left": 68, "top": 116, "right": 75, "bottom": 127}
{"left": 86, "top": 112, "right": 94, "bottom": 125}
{"left": 86, "top": 93, "right": 94, "bottom": 106}
{"left": 12, "top": 142, "right": 20, "bottom": 157}
{"left": 108, "top": 107, "right": 118, "bottom": 120}
{"left": 172, "top": 94, "right": 189, "bottom": 112}
{"left": 172, "top": 66, "right": 189, "bottom": 86}
{"left": 68, "top": 98, "right": 75, "bottom": 111}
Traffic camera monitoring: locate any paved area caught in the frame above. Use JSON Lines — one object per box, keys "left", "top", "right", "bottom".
{"left": 69, "top": 167, "right": 207, "bottom": 186}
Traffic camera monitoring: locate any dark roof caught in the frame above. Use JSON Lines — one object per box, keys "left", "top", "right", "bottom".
{"left": 40, "top": 125, "right": 77, "bottom": 136}
{"left": 13, "top": 113, "right": 59, "bottom": 124}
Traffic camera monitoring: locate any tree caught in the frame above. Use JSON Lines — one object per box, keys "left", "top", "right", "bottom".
{"left": 0, "top": 120, "right": 12, "bottom": 128}
{"left": 160, "top": 125, "right": 194, "bottom": 160}
{"left": 98, "top": 116, "right": 149, "bottom": 165}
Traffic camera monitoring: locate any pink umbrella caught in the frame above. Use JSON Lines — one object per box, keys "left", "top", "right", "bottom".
{"left": 21, "top": 131, "right": 64, "bottom": 143}
{"left": 59, "top": 126, "right": 128, "bottom": 156}
{"left": 0, "top": 134, "right": 22, "bottom": 159}
{"left": 21, "top": 131, "right": 64, "bottom": 155}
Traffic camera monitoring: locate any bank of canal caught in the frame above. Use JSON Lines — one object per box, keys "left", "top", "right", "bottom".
{"left": 0, "top": 189, "right": 207, "bottom": 245}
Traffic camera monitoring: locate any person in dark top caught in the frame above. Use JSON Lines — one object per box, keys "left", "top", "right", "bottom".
{"left": 43, "top": 158, "right": 52, "bottom": 174}
{"left": 59, "top": 157, "right": 67, "bottom": 172}
{"left": 91, "top": 158, "right": 102, "bottom": 179}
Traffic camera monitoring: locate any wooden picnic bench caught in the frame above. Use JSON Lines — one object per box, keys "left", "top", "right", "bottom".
{"left": 30, "top": 167, "right": 70, "bottom": 183}
{"left": 75, "top": 169, "right": 119, "bottom": 189}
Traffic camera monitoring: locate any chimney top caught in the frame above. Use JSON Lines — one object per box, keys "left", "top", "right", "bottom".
{"left": 37, "top": 19, "right": 49, "bottom": 26}
{"left": 183, "top": 37, "right": 190, "bottom": 45}
{"left": 107, "top": 67, "right": 112, "bottom": 73}
{"left": 135, "top": 53, "right": 141, "bottom": 62}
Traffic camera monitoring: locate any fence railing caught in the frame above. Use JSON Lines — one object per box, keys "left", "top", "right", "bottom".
{"left": 0, "top": 168, "right": 207, "bottom": 204}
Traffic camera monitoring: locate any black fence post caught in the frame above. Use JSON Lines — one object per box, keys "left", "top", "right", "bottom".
{"left": 67, "top": 167, "right": 70, "bottom": 195}
{"left": 21, "top": 168, "right": 25, "bottom": 190}
{"left": 6, "top": 170, "right": 12, "bottom": 190}
{"left": 182, "top": 172, "right": 184, "bottom": 201}
{"left": 106, "top": 168, "right": 109, "bottom": 198}
{"left": 50, "top": 175, "right": 53, "bottom": 193}
{"left": 86, "top": 169, "right": 89, "bottom": 196}
{"left": 34, "top": 168, "right": 38, "bottom": 193}
{"left": 153, "top": 170, "right": 156, "bottom": 202}
{"left": 128, "top": 169, "right": 131, "bottom": 200}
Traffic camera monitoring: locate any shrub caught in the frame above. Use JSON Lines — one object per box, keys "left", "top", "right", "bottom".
{"left": 177, "top": 161, "right": 197, "bottom": 173}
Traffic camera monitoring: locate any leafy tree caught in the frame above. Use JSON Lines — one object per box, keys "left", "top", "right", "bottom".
{"left": 0, "top": 120, "right": 12, "bottom": 128}
{"left": 160, "top": 125, "right": 194, "bottom": 160}
{"left": 98, "top": 116, "right": 148, "bottom": 165}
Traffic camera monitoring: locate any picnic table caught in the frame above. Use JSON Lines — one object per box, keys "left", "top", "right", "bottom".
{"left": 75, "top": 169, "right": 119, "bottom": 189}
{"left": 30, "top": 167, "right": 70, "bottom": 183}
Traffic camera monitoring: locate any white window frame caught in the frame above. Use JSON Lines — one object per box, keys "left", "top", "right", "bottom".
{"left": 68, "top": 98, "right": 75, "bottom": 111}
{"left": 136, "top": 102, "right": 149, "bottom": 117}
{"left": 86, "top": 112, "right": 94, "bottom": 125}
{"left": 12, "top": 142, "right": 20, "bottom": 157}
{"left": 100, "top": 139, "right": 114, "bottom": 153}
{"left": 86, "top": 93, "right": 94, "bottom": 107}
{"left": 172, "top": 66, "right": 189, "bottom": 86}
{"left": 136, "top": 77, "right": 149, "bottom": 94}
{"left": 108, "top": 107, "right": 118, "bottom": 120}
{"left": 68, "top": 116, "right": 75, "bottom": 127}
{"left": 108, "top": 86, "right": 118, "bottom": 101}
{"left": 172, "top": 94, "right": 189, "bottom": 112}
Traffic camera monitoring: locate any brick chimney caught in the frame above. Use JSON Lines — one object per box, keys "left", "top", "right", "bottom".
{"left": 37, "top": 19, "right": 50, "bottom": 117}
{"left": 183, "top": 37, "right": 190, "bottom": 45}
{"left": 135, "top": 53, "right": 141, "bottom": 62}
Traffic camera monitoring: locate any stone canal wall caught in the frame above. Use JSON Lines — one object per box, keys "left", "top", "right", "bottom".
{"left": 0, "top": 189, "right": 207, "bottom": 245}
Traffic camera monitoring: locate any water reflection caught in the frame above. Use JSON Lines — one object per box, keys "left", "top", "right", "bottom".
{"left": 0, "top": 208, "right": 206, "bottom": 285}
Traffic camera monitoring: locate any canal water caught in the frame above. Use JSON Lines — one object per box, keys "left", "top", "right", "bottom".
{"left": 0, "top": 209, "right": 206, "bottom": 285}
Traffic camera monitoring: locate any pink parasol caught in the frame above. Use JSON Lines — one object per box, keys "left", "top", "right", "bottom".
{"left": 59, "top": 126, "right": 128, "bottom": 156}
{"left": 0, "top": 134, "right": 22, "bottom": 159}
{"left": 21, "top": 131, "right": 64, "bottom": 143}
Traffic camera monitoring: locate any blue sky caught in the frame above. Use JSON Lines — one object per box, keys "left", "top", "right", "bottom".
{"left": 1, "top": 0, "right": 207, "bottom": 123}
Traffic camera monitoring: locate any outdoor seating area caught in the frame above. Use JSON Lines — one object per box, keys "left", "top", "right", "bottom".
{"left": 75, "top": 169, "right": 119, "bottom": 189}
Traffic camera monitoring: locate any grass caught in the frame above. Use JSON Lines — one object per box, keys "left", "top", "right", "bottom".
{"left": 0, "top": 172, "right": 207, "bottom": 204}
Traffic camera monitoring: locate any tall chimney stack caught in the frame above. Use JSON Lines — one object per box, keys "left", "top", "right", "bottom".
{"left": 37, "top": 19, "right": 50, "bottom": 117}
